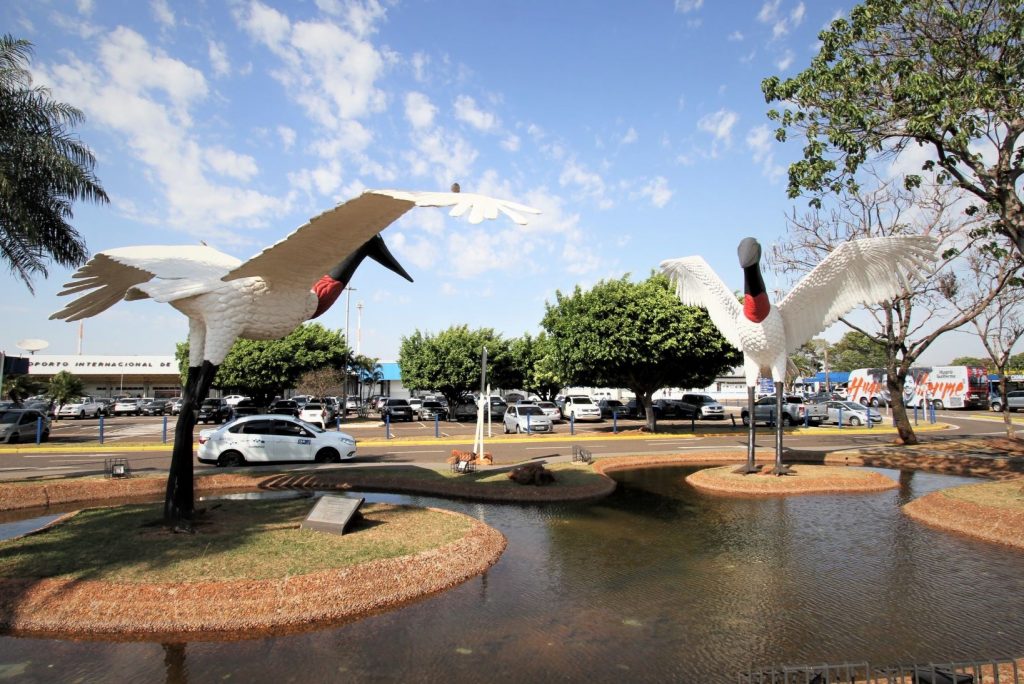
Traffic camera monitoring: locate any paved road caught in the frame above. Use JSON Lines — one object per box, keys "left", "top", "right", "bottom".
{"left": 0, "top": 408, "right": 1019, "bottom": 480}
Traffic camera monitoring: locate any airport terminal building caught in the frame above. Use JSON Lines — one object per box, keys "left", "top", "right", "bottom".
{"left": 24, "top": 355, "right": 182, "bottom": 399}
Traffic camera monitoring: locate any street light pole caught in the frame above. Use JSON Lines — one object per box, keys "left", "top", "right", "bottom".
{"left": 344, "top": 287, "right": 356, "bottom": 397}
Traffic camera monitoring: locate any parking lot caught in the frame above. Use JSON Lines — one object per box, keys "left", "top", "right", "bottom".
{"left": 35, "top": 403, "right": 1008, "bottom": 445}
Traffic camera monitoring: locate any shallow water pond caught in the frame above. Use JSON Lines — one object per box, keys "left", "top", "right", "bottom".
{"left": 1, "top": 466, "right": 1022, "bottom": 683}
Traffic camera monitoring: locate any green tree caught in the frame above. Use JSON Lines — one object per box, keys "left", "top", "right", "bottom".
{"left": 762, "top": 0, "right": 1024, "bottom": 256}
{"left": 507, "top": 332, "right": 563, "bottom": 401}
{"left": 2, "top": 372, "right": 41, "bottom": 404}
{"left": 828, "top": 331, "right": 888, "bottom": 372}
{"left": 176, "top": 323, "right": 350, "bottom": 405}
{"left": 790, "top": 338, "right": 827, "bottom": 383}
{"left": 349, "top": 354, "right": 381, "bottom": 402}
{"left": 542, "top": 274, "right": 741, "bottom": 431}
{"left": 950, "top": 355, "right": 989, "bottom": 367}
{"left": 398, "top": 326, "right": 515, "bottom": 412}
{"left": 46, "top": 370, "right": 83, "bottom": 412}
{"left": 0, "top": 35, "right": 108, "bottom": 292}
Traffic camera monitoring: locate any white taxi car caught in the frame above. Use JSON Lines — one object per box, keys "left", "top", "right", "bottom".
{"left": 197, "top": 415, "right": 356, "bottom": 467}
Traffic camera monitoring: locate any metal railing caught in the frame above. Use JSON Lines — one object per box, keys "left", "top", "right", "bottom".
{"left": 739, "top": 658, "right": 1020, "bottom": 683}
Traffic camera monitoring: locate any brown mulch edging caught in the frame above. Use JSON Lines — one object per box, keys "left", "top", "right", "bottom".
{"left": 0, "top": 468, "right": 616, "bottom": 512}
{"left": 825, "top": 437, "right": 1024, "bottom": 481}
{"left": 0, "top": 508, "right": 506, "bottom": 639}
{"left": 685, "top": 464, "right": 899, "bottom": 496}
{"left": 903, "top": 486, "right": 1024, "bottom": 551}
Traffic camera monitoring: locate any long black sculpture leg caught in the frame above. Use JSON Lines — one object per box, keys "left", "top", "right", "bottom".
{"left": 164, "top": 361, "right": 218, "bottom": 530}
{"left": 772, "top": 380, "right": 791, "bottom": 475}
{"left": 734, "top": 386, "right": 759, "bottom": 474}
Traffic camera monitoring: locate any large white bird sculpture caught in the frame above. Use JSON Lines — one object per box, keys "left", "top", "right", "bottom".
{"left": 51, "top": 188, "right": 540, "bottom": 527}
{"left": 661, "top": 235, "right": 937, "bottom": 475}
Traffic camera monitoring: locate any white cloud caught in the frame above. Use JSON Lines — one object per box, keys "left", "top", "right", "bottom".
{"left": 410, "top": 52, "right": 429, "bottom": 82}
{"left": 746, "top": 124, "right": 785, "bottom": 183}
{"left": 759, "top": 0, "right": 805, "bottom": 39}
{"left": 405, "top": 128, "right": 478, "bottom": 186}
{"left": 454, "top": 94, "right": 498, "bottom": 133}
{"left": 559, "top": 159, "right": 612, "bottom": 208}
{"left": 205, "top": 147, "right": 259, "bottom": 181}
{"left": 36, "top": 27, "right": 282, "bottom": 234}
{"left": 697, "top": 108, "right": 738, "bottom": 155}
{"left": 501, "top": 134, "right": 520, "bottom": 152}
{"left": 404, "top": 91, "right": 436, "bottom": 129}
{"left": 277, "top": 125, "right": 296, "bottom": 150}
{"left": 151, "top": 0, "right": 175, "bottom": 27}
{"left": 639, "top": 176, "right": 672, "bottom": 208}
{"left": 758, "top": 0, "right": 781, "bottom": 23}
{"left": 674, "top": 0, "right": 703, "bottom": 12}
{"left": 728, "top": 30, "right": 744, "bottom": 41}
{"left": 621, "top": 127, "right": 638, "bottom": 145}
{"left": 208, "top": 40, "right": 230, "bottom": 77}
{"left": 775, "top": 49, "right": 794, "bottom": 70}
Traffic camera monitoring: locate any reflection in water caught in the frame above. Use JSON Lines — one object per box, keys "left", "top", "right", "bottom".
{"left": 1, "top": 467, "right": 1022, "bottom": 683}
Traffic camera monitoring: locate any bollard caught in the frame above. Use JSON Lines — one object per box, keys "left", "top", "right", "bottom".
{"left": 36, "top": 417, "right": 42, "bottom": 445}
{"left": 99, "top": 415, "right": 104, "bottom": 444}
{"left": 162, "top": 415, "right": 168, "bottom": 443}
{"left": 613, "top": 412, "right": 618, "bottom": 434}
{"left": 570, "top": 413, "right": 575, "bottom": 435}
{"left": 434, "top": 414, "right": 439, "bottom": 438}
{"left": 527, "top": 413, "right": 531, "bottom": 434}
{"left": 385, "top": 414, "right": 391, "bottom": 439}
{"left": 838, "top": 407, "right": 843, "bottom": 429}
{"left": 804, "top": 409, "right": 810, "bottom": 427}
{"left": 336, "top": 417, "right": 341, "bottom": 431}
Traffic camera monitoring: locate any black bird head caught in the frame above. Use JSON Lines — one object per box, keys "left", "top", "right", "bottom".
{"left": 737, "top": 237, "right": 761, "bottom": 268}
{"left": 329, "top": 234, "right": 413, "bottom": 284}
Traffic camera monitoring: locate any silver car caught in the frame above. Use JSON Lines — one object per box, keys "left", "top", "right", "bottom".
{"left": 824, "top": 400, "right": 882, "bottom": 426}
{"left": 0, "top": 409, "right": 51, "bottom": 443}
{"left": 990, "top": 390, "right": 1024, "bottom": 412}
{"left": 503, "top": 404, "right": 553, "bottom": 433}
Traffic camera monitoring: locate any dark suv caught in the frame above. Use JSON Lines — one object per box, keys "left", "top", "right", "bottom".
{"left": 197, "top": 398, "right": 231, "bottom": 424}
{"left": 381, "top": 398, "right": 414, "bottom": 422}
{"left": 230, "top": 399, "right": 262, "bottom": 419}
{"left": 267, "top": 399, "right": 300, "bottom": 417}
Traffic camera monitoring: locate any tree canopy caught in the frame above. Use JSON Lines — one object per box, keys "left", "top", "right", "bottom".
{"left": 828, "top": 331, "right": 889, "bottom": 372}
{"left": 46, "top": 370, "right": 83, "bottom": 409}
{"left": 542, "top": 273, "right": 741, "bottom": 430}
{"left": 176, "top": 323, "right": 349, "bottom": 405}
{"left": 507, "top": 332, "right": 562, "bottom": 401}
{"left": 762, "top": 0, "right": 1024, "bottom": 256}
{"left": 398, "top": 326, "right": 517, "bottom": 411}
{"left": 0, "top": 35, "right": 108, "bottom": 292}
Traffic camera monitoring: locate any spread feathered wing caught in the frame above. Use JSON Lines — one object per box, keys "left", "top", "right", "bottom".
{"left": 50, "top": 246, "right": 241, "bottom": 322}
{"left": 776, "top": 236, "right": 938, "bottom": 352}
{"left": 225, "top": 189, "right": 541, "bottom": 290}
{"left": 660, "top": 255, "right": 744, "bottom": 349}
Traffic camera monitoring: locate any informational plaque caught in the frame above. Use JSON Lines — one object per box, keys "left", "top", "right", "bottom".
{"left": 300, "top": 495, "right": 364, "bottom": 535}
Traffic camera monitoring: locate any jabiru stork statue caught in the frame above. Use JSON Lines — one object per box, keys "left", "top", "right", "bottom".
{"left": 51, "top": 188, "right": 540, "bottom": 526}
{"left": 660, "top": 235, "right": 937, "bottom": 475}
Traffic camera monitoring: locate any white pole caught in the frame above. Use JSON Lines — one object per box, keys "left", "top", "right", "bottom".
{"left": 356, "top": 301, "right": 363, "bottom": 355}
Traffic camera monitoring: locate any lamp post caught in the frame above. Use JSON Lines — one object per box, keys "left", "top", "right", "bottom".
{"left": 344, "top": 287, "right": 356, "bottom": 397}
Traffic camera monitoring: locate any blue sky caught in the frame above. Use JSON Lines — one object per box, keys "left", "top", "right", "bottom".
{"left": 0, "top": 0, "right": 988, "bottom": 365}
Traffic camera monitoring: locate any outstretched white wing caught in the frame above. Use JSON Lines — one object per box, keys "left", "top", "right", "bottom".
{"left": 660, "top": 255, "right": 744, "bottom": 349}
{"left": 225, "top": 189, "right": 541, "bottom": 290}
{"left": 50, "top": 246, "right": 240, "bottom": 322}
{"left": 776, "top": 236, "right": 938, "bottom": 352}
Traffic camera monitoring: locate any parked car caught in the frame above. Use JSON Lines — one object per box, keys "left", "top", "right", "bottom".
{"left": 112, "top": 398, "right": 143, "bottom": 416}
{"left": 222, "top": 395, "right": 249, "bottom": 406}
{"left": 503, "top": 404, "right": 554, "bottom": 433}
{"left": 230, "top": 399, "right": 262, "bottom": 419}
{"left": 652, "top": 399, "right": 698, "bottom": 420}
{"left": 374, "top": 396, "right": 390, "bottom": 412}
{"left": 197, "top": 415, "right": 357, "bottom": 466}
{"left": 822, "top": 400, "right": 882, "bottom": 426}
{"left": 268, "top": 399, "right": 301, "bottom": 417}
{"left": 197, "top": 398, "right": 232, "bottom": 424}
{"left": 990, "top": 390, "right": 1024, "bottom": 412}
{"left": 381, "top": 398, "right": 414, "bottom": 422}
{"left": 299, "top": 402, "right": 330, "bottom": 427}
{"left": 453, "top": 396, "right": 479, "bottom": 421}
{"left": 169, "top": 397, "right": 184, "bottom": 415}
{"left": 345, "top": 395, "right": 361, "bottom": 413}
{"left": 741, "top": 395, "right": 828, "bottom": 426}
{"left": 486, "top": 396, "right": 508, "bottom": 418}
{"left": 57, "top": 396, "right": 106, "bottom": 419}
{"left": 597, "top": 399, "right": 630, "bottom": 419}
{"left": 139, "top": 399, "right": 172, "bottom": 416}
{"left": 408, "top": 398, "right": 423, "bottom": 414}
{"left": 0, "top": 408, "right": 51, "bottom": 443}
{"left": 536, "top": 401, "right": 562, "bottom": 422}
{"left": 559, "top": 395, "right": 602, "bottom": 422}
{"left": 679, "top": 394, "right": 726, "bottom": 420}
{"left": 417, "top": 400, "right": 448, "bottom": 421}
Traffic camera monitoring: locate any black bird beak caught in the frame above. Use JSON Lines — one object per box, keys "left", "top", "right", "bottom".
{"left": 328, "top": 234, "right": 414, "bottom": 284}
